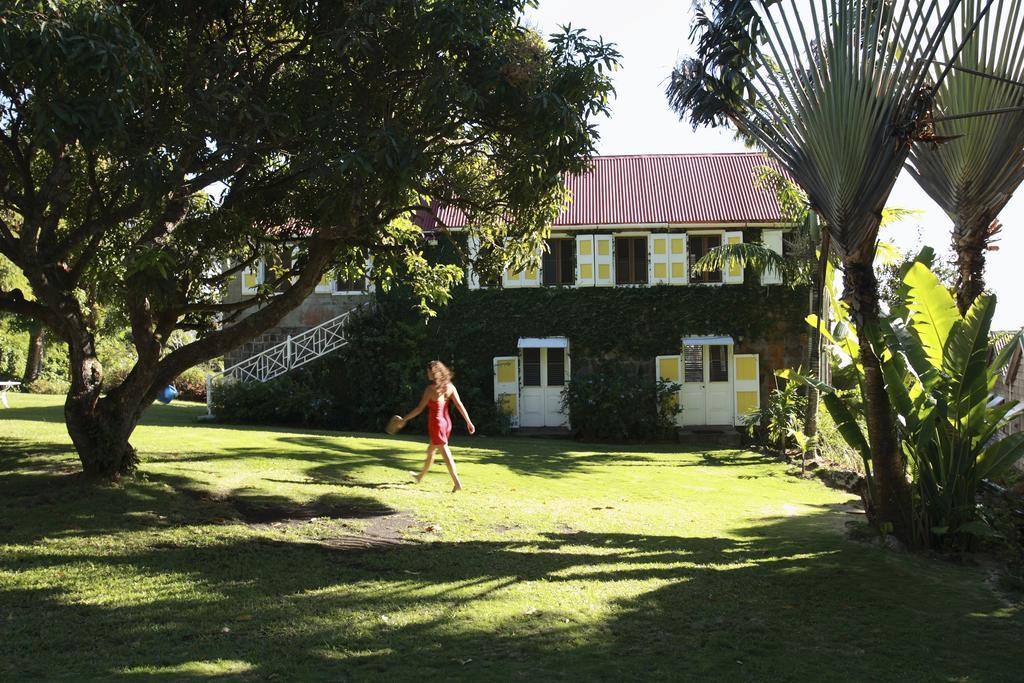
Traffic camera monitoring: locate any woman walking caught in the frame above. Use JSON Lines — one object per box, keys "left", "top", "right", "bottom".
{"left": 399, "top": 361, "right": 474, "bottom": 492}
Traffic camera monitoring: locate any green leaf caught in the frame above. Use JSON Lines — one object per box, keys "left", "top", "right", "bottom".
{"left": 977, "top": 432, "right": 1024, "bottom": 480}
{"left": 904, "top": 262, "right": 960, "bottom": 370}
{"left": 952, "top": 520, "right": 1000, "bottom": 539}
{"left": 821, "top": 392, "right": 871, "bottom": 470}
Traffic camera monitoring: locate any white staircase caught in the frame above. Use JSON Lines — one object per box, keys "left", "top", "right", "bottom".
{"left": 205, "top": 307, "right": 361, "bottom": 414}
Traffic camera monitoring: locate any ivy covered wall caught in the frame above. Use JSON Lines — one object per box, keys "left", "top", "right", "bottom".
{"left": 317, "top": 274, "right": 807, "bottom": 434}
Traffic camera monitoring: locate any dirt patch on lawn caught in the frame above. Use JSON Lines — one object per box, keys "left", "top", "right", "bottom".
{"left": 177, "top": 487, "right": 416, "bottom": 550}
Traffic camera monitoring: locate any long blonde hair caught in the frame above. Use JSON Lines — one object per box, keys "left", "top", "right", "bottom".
{"left": 427, "top": 360, "right": 453, "bottom": 389}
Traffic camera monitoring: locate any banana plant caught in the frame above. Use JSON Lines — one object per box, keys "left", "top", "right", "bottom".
{"left": 788, "top": 260, "right": 1024, "bottom": 548}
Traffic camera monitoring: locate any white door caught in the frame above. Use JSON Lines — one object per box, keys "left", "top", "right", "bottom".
{"left": 681, "top": 345, "right": 706, "bottom": 426}
{"left": 705, "top": 344, "right": 734, "bottom": 424}
{"left": 681, "top": 343, "right": 735, "bottom": 426}
{"left": 520, "top": 347, "right": 569, "bottom": 427}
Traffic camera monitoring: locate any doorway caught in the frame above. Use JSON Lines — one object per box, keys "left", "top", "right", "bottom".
{"left": 519, "top": 345, "right": 569, "bottom": 428}
{"left": 681, "top": 343, "right": 734, "bottom": 426}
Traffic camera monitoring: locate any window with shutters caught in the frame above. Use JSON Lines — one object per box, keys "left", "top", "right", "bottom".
{"left": 709, "top": 345, "right": 729, "bottom": 382}
{"left": 542, "top": 238, "right": 576, "bottom": 286}
{"left": 547, "top": 347, "right": 566, "bottom": 386}
{"left": 689, "top": 234, "right": 723, "bottom": 284}
{"left": 522, "top": 348, "right": 542, "bottom": 386}
{"left": 615, "top": 236, "right": 648, "bottom": 285}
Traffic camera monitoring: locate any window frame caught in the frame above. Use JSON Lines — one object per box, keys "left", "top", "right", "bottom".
{"left": 688, "top": 232, "right": 724, "bottom": 285}
{"left": 542, "top": 237, "right": 577, "bottom": 287}
{"left": 614, "top": 235, "right": 649, "bottom": 286}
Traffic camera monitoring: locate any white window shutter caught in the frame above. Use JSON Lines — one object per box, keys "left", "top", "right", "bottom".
{"left": 288, "top": 245, "right": 300, "bottom": 284}
{"left": 723, "top": 230, "right": 744, "bottom": 284}
{"left": 576, "top": 235, "right": 596, "bottom": 287}
{"left": 733, "top": 354, "right": 760, "bottom": 425}
{"left": 656, "top": 354, "right": 684, "bottom": 426}
{"left": 669, "top": 234, "right": 689, "bottom": 285}
{"left": 467, "top": 236, "right": 481, "bottom": 290}
{"left": 365, "top": 257, "right": 375, "bottom": 293}
{"left": 650, "top": 235, "right": 670, "bottom": 285}
{"left": 494, "top": 356, "right": 520, "bottom": 428}
{"left": 594, "top": 235, "right": 614, "bottom": 287}
{"left": 761, "top": 229, "right": 784, "bottom": 286}
{"left": 241, "top": 259, "right": 262, "bottom": 295}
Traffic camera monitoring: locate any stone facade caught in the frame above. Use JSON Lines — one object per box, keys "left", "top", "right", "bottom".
{"left": 223, "top": 268, "right": 369, "bottom": 369}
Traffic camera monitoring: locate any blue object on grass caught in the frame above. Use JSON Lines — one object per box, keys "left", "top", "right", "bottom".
{"left": 157, "top": 385, "right": 179, "bottom": 404}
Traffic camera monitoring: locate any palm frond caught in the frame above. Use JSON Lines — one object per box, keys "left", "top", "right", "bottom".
{"left": 693, "top": 241, "right": 809, "bottom": 284}
{"left": 906, "top": 0, "right": 1024, "bottom": 247}
{"left": 669, "top": 0, "right": 968, "bottom": 264}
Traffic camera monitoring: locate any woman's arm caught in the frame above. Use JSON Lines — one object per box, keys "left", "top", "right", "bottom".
{"left": 450, "top": 385, "right": 475, "bottom": 434}
{"left": 401, "top": 387, "right": 431, "bottom": 423}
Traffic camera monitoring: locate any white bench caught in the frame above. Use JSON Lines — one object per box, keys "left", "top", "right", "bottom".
{"left": 0, "top": 381, "right": 20, "bottom": 408}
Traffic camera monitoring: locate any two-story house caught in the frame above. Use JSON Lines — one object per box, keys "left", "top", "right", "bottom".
{"left": 223, "top": 152, "right": 806, "bottom": 432}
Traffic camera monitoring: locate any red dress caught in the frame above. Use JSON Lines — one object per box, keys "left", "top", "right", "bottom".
{"left": 428, "top": 397, "right": 453, "bottom": 446}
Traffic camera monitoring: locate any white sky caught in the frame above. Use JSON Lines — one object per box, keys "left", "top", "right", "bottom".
{"left": 525, "top": 0, "right": 1024, "bottom": 330}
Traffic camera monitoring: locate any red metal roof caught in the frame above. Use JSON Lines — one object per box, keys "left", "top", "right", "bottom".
{"left": 418, "top": 152, "right": 791, "bottom": 230}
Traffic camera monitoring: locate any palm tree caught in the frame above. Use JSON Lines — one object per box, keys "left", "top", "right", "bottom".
{"left": 695, "top": 170, "right": 916, "bottom": 460}
{"left": 906, "top": 0, "right": 1024, "bottom": 314}
{"left": 667, "top": 0, "right": 971, "bottom": 541}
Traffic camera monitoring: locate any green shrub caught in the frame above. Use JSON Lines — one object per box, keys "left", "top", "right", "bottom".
{"left": 561, "top": 367, "right": 680, "bottom": 441}
{"left": 744, "top": 377, "right": 805, "bottom": 455}
{"left": 816, "top": 404, "right": 865, "bottom": 474}
{"left": 23, "top": 377, "right": 71, "bottom": 395}
{"left": 174, "top": 366, "right": 209, "bottom": 403}
{"left": 794, "top": 260, "right": 1024, "bottom": 548}
{"left": 101, "top": 362, "right": 133, "bottom": 393}
{"left": 0, "top": 325, "right": 27, "bottom": 380}
{"left": 211, "top": 369, "right": 339, "bottom": 428}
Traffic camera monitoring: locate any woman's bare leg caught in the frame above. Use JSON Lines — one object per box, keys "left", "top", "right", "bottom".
{"left": 414, "top": 445, "right": 436, "bottom": 483}
{"left": 439, "top": 445, "right": 463, "bottom": 492}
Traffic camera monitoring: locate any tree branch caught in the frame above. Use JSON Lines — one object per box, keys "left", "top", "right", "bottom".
{"left": 0, "top": 288, "right": 63, "bottom": 331}
{"left": 154, "top": 237, "right": 338, "bottom": 383}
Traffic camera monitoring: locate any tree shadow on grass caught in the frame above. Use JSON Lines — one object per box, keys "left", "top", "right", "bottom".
{"left": 2, "top": 501, "right": 1021, "bottom": 680}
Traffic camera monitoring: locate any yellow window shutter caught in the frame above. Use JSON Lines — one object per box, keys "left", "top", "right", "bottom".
{"left": 723, "top": 231, "right": 744, "bottom": 284}
{"left": 732, "top": 353, "right": 760, "bottom": 425}
{"left": 576, "top": 235, "right": 595, "bottom": 286}
{"left": 502, "top": 264, "right": 522, "bottom": 288}
{"left": 594, "top": 235, "right": 614, "bottom": 287}
{"left": 241, "top": 260, "right": 263, "bottom": 295}
{"left": 669, "top": 234, "right": 688, "bottom": 285}
{"left": 651, "top": 236, "right": 669, "bottom": 284}
{"left": 655, "top": 354, "right": 683, "bottom": 426}
{"left": 493, "top": 356, "right": 520, "bottom": 427}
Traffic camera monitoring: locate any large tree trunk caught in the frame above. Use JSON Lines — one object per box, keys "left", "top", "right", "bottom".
{"left": 953, "top": 220, "right": 988, "bottom": 316}
{"left": 22, "top": 321, "right": 46, "bottom": 384}
{"left": 58, "top": 236, "right": 341, "bottom": 480}
{"left": 62, "top": 333, "right": 142, "bottom": 478}
{"left": 843, "top": 260, "right": 913, "bottom": 543}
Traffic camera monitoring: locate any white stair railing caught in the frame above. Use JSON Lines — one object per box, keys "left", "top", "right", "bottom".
{"left": 205, "top": 307, "right": 360, "bottom": 414}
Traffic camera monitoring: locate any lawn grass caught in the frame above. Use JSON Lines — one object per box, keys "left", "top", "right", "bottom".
{"left": 1, "top": 393, "right": 1022, "bottom": 681}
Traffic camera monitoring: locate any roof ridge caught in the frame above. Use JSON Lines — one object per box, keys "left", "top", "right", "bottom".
{"left": 590, "top": 152, "right": 769, "bottom": 160}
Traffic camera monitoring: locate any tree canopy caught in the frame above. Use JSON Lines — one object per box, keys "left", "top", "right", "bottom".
{"left": 0, "top": 0, "right": 619, "bottom": 477}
